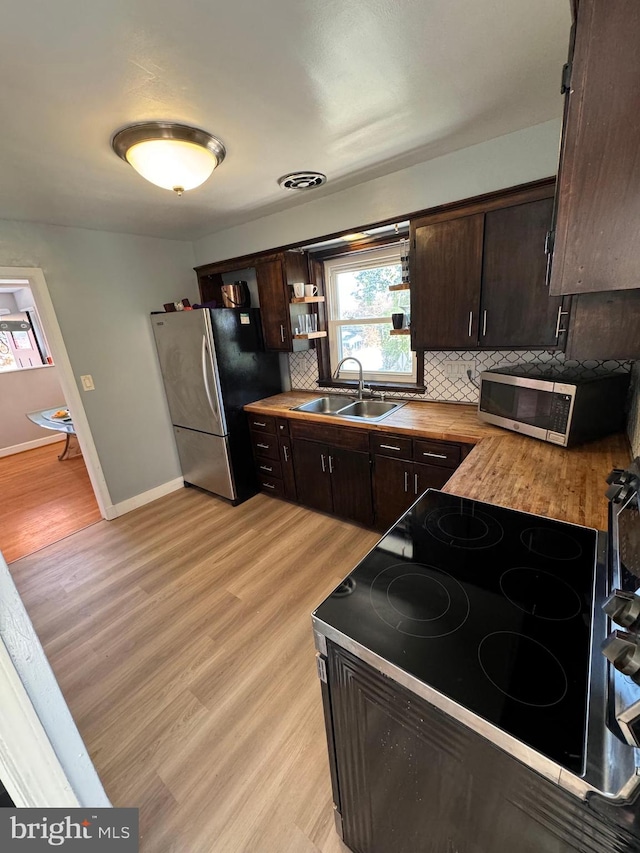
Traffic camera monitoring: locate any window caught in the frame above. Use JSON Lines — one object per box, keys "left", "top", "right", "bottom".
{"left": 325, "top": 245, "right": 415, "bottom": 384}
{"left": 0, "top": 312, "right": 50, "bottom": 371}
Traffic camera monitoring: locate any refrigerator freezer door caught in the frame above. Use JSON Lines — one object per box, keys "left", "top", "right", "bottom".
{"left": 174, "top": 427, "right": 236, "bottom": 500}
{"left": 151, "top": 311, "right": 226, "bottom": 436}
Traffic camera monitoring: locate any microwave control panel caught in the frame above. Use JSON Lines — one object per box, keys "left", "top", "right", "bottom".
{"left": 550, "top": 393, "right": 572, "bottom": 435}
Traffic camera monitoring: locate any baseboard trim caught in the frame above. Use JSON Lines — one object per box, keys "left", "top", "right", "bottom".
{"left": 0, "top": 434, "right": 65, "bottom": 459}
{"left": 104, "top": 477, "right": 184, "bottom": 520}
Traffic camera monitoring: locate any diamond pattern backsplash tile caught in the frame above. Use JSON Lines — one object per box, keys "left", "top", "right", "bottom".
{"left": 289, "top": 349, "right": 633, "bottom": 405}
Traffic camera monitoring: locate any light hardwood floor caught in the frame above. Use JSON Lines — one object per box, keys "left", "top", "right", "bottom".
{"left": 0, "top": 443, "right": 101, "bottom": 563}
{"left": 10, "top": 487, "right": 379, "bottom": 852}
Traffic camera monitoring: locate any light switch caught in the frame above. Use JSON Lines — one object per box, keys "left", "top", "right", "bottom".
{"left": 81, "top": 374, "right": 95, "bottom": 391}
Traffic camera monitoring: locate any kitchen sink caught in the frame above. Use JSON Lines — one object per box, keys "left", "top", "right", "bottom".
{"left": 337, "top": 400, "right": 403, "bottom": 419}
{"left": 294, "top": 395, "right": 356, "bottom": 414}
{"left": 292, "top": 396, "right": 404, "bottom": 422}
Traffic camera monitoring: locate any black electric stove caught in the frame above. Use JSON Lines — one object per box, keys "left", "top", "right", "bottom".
{"left": 314, "top": 490, "right": 598, "bottom": 775}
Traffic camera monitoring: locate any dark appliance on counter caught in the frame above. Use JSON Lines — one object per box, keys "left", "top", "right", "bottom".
{"left": 312, "top": 460, "right": 640, "bottom": 853}
{"left": 478, "top": 364, "right": 630, "bottom": 447}
{"left": 151, "top": 308, "right": 281, "bottom": 503}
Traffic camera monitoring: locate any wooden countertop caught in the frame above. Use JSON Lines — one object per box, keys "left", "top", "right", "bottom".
{"left": 245, "top": 392, "right": 631, "bottom": 530}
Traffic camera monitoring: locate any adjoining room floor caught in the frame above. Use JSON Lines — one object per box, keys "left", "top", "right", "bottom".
{"left": 0, "top": 442, "right": 101, "bottom": 563}
{"left": 10, "top": 488, "right": 379, "bottom": 852}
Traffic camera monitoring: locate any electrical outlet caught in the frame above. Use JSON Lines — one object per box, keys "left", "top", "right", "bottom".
{"left": 443, "top": 360, "right": 476, "bottom": 379}
{"left": 80, "top": 374, "right": 95, "bottom": 391}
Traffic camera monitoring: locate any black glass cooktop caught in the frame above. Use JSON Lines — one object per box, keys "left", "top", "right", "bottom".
{"left": 313, "top": 491, "right": 598, "bottom": 775}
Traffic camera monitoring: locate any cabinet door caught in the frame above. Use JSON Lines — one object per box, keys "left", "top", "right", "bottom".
{"left": 279, "top": 438, "right": 297, "bottom": 501}
{"left": 373, "top": 455, "right": 415, "bottom": 532}
{"left": 566, "top": 290, "right": 640, "bottom": 360}
{"left": 255, "top": 259, "right": 292, "bottom": 351}
{"left": 550, "top": 0, "right": 640, "bottom": 295}
{"left": 414, "top": 462, "right": 451, "bottom": 497}
{"left": 329, "top": 448, "right": 374, "bottom": 527}
{"left": 481, "top": 198, "right": 567, "bottom": 348}
{"left": 411, "top": 214, "right": 484, "bottom": 349}
{"left": 292, "top": 440, "right": 332, "bottom": 514}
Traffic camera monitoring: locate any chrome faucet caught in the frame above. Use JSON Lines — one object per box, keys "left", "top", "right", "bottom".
{"left": 334, "top": 357, "right": 365, "bottom": 400}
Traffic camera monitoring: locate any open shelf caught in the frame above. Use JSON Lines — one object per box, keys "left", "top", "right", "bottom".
{"left": 291, "top": 296, "right": 325, "bottom": 304}
{"left": 389, "top": 329, "right": 410, "bottom": 335}
{"left": 388, "top": 283, "right": 410, "bottom": 291}
{"left": 293, "top": 331, "right": 327, "bottom": 340}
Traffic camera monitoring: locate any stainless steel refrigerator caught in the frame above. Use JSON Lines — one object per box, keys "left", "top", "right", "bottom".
{"left": 151, "top": 308, "right": 282, "bottom": 503}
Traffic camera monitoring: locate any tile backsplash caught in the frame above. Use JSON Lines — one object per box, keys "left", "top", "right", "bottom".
{"left": 289, "top": 349, "right": 632, "bottom": 404}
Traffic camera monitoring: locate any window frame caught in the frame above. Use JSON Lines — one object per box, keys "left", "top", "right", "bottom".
{"left": 324, "top": 245, "right": 417, "bottom": 385}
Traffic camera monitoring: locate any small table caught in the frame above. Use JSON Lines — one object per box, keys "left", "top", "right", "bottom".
{"left": 26, "top": 407, "right": 79, "bottom": 460}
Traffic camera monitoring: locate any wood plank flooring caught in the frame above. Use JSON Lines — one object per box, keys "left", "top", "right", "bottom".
{"left": 0, "top": 443, "right": 101, "bottom": 563}
{"left": 10, "top": 488, "right": 379, "bottom": 852}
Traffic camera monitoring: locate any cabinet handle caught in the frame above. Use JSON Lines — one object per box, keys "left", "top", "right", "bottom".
{"left": 259, "top": 465, "right": 273, "bottom": 473}
{"left": 262, "top": 482, "right": 275, "bottom": 490}
{"left": 555, "top": 305, "right": 569, "bottom": 340}
{"left": 257, "top": 442, "right": 270, "bottom": 450}
{"left": 423, "top": 451, "right": 447, "bottom": 459}
{"left": 283, "top": 446, "right": 289, "bottom": 462}
{"left": 414, "top": 473, "right": 419, "bottom": 495}
{"left": 482, "top": 310, "right": 487, "bottom": 337}
{"left": 468, "top": 311, "right": 473, "bottom": 337}
{"left": 404, "top": 471, "right": 409, "bottom": 493}
{"left": 253, "top": 421, "right": 266, "bottom": 427}
{"left": 328, "top": 455, "right": 334, "bottom": 474}
{"left": 380, "top": 444, "right": 401, "bottom": 451}
{"left": 280, "top": 324, "right": 285, "bottom": 343}
{"left": 321, "top": 454, "right": 326, "bottom": 473}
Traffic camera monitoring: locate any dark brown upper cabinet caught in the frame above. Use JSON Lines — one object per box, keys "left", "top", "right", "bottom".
{"left": 550, "top": 0, "right": 640, "bottom": 296}
{"left": 410, "top": 182, "right": 566, "bottom": 351}
{"left": 196, "top": 249, "right": 315, "bottom": 353}
{"left": 480, "top": 197, "right": 569, "bottom": 349}
{"left": 411, "top": 214, "right": 483, "bottom": 350}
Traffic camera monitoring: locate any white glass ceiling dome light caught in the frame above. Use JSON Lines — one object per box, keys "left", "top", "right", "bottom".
{"left": 111, "top": 122, "right": 226, "bottom": 196}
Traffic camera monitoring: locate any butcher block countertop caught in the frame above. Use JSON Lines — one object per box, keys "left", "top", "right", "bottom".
{"left": 245, "top": 392, "right": 632, "bottom": 530}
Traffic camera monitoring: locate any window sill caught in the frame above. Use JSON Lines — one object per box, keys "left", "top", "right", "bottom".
{"left": 318, "top": 379, "right": 426, "bottom": 395}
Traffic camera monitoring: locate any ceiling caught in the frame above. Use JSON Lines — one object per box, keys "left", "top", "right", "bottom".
{"left": 0, "top": 0, "right": 570, "bottom": 241}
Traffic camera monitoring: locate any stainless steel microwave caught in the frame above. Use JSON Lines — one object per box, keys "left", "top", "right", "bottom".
{"left": 478, "top": 365, "right": 630, "bottom": 447}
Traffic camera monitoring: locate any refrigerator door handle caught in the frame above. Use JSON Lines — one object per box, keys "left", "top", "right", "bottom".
{"left": 201, "top": 335, "right": 221, "bottom": 428}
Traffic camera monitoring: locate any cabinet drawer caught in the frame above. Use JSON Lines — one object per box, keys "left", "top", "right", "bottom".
{"left": 257, "top": 475, "right": 284, "bottom": 497}
{"left": 250, "top": 433, "right": 279, "bottom": 460}
{"left": 256, "top": 458, "right": 283, "bottom": 479}
{"left": 290, "top": 420, "right": 369, "bottom": 452}
{"left": 248, "top": 414, "right": 276, "bottom": 434}
{"left": 276, "top": 418, "right": 290, "bottom": 436}
{"left": 413, "top": 439, "right": 461, "bottom": 468}
{"left": 370, "top": 432, "right": 412, "bottom": 459}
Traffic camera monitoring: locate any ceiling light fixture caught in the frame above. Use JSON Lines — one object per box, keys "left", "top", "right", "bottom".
{"left": 111, "top": 122, "right": 226, "bottom": 196}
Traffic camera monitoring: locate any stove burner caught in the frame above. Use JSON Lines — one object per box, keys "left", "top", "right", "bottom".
{"left": 478, "top": 631, "right": 569, "bottom": 707}
{"left": 370, "top": 562, "right": 470, "bottom": 638}
{"left": 499, "top": 568, "right": 582, "bottom": 621}
{"left": 520, "top": 527, "right": 583, "bottom": 561}
{"left": 424, "top": 505, "right": 504, "bottom": 549}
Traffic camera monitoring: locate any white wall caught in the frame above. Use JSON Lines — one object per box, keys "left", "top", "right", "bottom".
{"left": 0, "top": 221, "right": 196, "bottom": 505}
{"left": 0, "top": 293, "right": 18, "bottom": 313}
{"left": 193, "top": 119, "right": 562, "bottom": 264}
{"left": 0, "top": 367, "right": 65, "bottom": 452}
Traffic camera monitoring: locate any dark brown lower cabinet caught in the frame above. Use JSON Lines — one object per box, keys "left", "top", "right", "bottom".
{"left": 326, "top": 642, "right": 588, "bottom": 853}
{"left": 373, "top": 456, "right": 451, "bottom": 531}
{"left": 279, "top": 438, "right": 297, "bottom": 501}
{"left": 292, "top": 439, "right": 373, "bottom": 526}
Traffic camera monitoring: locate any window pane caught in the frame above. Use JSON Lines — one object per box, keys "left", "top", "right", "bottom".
{"left": 337, "top": 323, "right": 412, "bottom": 374}
{"left": 335, "top": 263, "right": 406, "bottom": 320}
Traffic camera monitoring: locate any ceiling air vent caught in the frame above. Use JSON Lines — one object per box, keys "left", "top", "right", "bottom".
{"left": 278, "top": 172, "right": 326, "bottom": 190}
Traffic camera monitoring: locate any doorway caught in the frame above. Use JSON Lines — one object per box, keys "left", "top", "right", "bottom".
{"left": 0, "top": 267, "right": 111, "bottom": 562}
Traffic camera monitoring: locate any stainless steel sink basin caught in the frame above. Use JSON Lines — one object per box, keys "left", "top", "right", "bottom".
{"left": 293, "top": 395, "right": 356, "bottom": 414}
{"left": 292, "top": 396, "right": 404, "bottom": 422}
{"left": 337, "top": 400, "right": 403, "bottom": 419}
